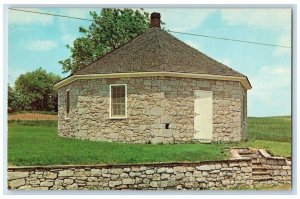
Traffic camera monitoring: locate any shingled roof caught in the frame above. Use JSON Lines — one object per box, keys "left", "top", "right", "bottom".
{"left": 54, "top": 12, "right": 251, "bottom": 90}
{"left": 74, "top": 27, "right": 245, "bottom": 77}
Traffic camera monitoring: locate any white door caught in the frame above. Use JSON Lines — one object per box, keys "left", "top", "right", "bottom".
{"left": 194, "top": 90, "right": 213, "bottom": 142}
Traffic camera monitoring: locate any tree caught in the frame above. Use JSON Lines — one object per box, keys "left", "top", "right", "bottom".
{"left": 14, "top": 68, "right": 61, "bottom": 112}
{"left": 8, "top": 84, "right": 18, "bottom": 112}
{"left": 59, "top": 8, "right": 150, "bottom": 74}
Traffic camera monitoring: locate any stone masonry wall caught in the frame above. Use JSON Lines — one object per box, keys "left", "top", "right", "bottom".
{"left": 253, "top": 150, "right": 292, "bottom": 185}
{"left": 57, "top": 76, "right": 247, "bottom": 143}
{"left": 7, "top": 148, "right": 291, "bottom": 190}
{"left": 8, "top": 159, "right": 253, "bottom": 190}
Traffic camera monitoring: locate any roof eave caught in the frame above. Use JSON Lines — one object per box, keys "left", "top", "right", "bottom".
{"left": 54, "top": 72, "right": 252, "bottom": 91}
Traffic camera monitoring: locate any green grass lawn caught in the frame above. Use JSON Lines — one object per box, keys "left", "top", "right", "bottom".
{"left": 8, "top": 121, "right": 229, "bottom": 166}
{"left": 235, "top": 140, "right": 291, "bottom": 157}
{"left": 237, "top": 116, "right": 291, "bottom": 157}
{"left": 8, "top": 116, "right": 291, "bottom": 166}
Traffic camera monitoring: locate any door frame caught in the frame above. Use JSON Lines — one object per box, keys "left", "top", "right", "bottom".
{"left": 193, "top": 90, "right": 213, "bottom": 142}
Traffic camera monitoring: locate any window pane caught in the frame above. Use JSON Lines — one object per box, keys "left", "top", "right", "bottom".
{"left": 111, "top": 85, "right": 126, "bottom": 117}
{"left": 120, "top": 104, "right": 125, "bottom": 115}
{"left": 113, "top": 104, "right": 118, "bottom": 115}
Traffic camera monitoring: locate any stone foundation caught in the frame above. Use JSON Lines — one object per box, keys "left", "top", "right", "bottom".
{"left": 58, "top": 76, "right": 247, "bottom": 143}
{"left": 7, "top": 148, "right": 291, "bottom": 190}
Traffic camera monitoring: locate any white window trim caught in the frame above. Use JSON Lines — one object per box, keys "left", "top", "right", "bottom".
{"left": 109, "top": 84, "right": 127, "bottom": 119}
{"left": 65, "top": 89, "right": 70, "bottom": 120}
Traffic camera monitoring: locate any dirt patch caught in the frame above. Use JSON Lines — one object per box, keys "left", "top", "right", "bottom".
{"left": 8, "top": 113, "right": 57, "bottom": 121}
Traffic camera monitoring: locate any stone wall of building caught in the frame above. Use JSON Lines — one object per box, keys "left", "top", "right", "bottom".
{"left": 57, "top": 76, "right": 247, "bottom": 143}
{"left": 7, "top": 148, "right": 291, "bottom": 190}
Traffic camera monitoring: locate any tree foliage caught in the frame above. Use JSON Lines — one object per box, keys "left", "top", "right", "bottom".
{"left": 8, "top": 85, "right": 18, "bottom": 112}
{"left": 11, "top": 68, "right": 61, "bottom": 112}
{"left": 59, "top": 8, "right": 150, "bottom": 74}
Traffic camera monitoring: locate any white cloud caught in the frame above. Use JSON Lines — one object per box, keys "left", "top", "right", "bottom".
{"left": 8, "top": 67, "right": 28, "bottom": 86}
{"left": 248, "top": 65, "right": 291, "bottom": 116}
{"left": 220, "top": 9, "right": 291, "bottom": 32}
{"left": 218, "top": 58, "right": 231, "bottom": 66}
{"left": 260, "top": 65, "right": 290, "bottom": 77}
{"left": 185, "top": 40, "right": 202, "bottom": 50}
{"left": 250, "top": 65, "right": 291, "bottom": 95}
{"left": 61, "top": 34, "right": 77, "bottom": 46}
{"left": 273, "top": 34, "right": 291, "bottom": 56}
{"left": 145, "top": 9, "right": 216, "bottom": 32}
{"left": 59, "top": 22, "right": 79, "bottom": 46}
{"left": 57, "top": 8, "right": 95, "bottom": 46}
{"left": 26, "top": 40, "right": 57, "bottom": 51}
{"left": 9, "top": 8, "right": 53, "bottom": 25}
{"left": 220, "top": 9, "right": 291, "bottom": 61}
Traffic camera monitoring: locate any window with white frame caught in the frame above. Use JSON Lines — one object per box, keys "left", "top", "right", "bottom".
{"left": 110, "top": 84, "right": 127, "bottom": 118}
{"left": 65, "top": 89, "right": 70, "bottom": 118}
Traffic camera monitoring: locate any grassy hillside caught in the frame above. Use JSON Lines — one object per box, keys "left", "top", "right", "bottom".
{"left": 248, "top": 116, "right": 291, "bottom": 142}
{"left": 234, "top": 116, "right": 291, "bottom": 157}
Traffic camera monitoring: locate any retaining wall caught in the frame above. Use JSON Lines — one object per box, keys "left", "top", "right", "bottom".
{"left": 7, "top": 148, "right": 291, "bottom": 190}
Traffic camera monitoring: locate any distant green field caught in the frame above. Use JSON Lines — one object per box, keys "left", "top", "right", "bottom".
{"left": 7, "top": 116, "right": 291, "bottom": 166}
{"left": 247, "top": 116, "right": 291, "bottom": 142}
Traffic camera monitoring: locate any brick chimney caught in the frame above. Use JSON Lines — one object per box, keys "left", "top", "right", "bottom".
{"left": 150, "top": 12, "right": 161, "bottom": 28}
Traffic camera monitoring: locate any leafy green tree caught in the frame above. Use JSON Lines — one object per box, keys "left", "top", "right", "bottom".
{"left": 8, "top": 84, "right": 30, "bottom": 112}
{"left": 8, "top": 84, "right": 17, "bottom": 112}
{"left": 14, "top": 68, "right": 61, "bottom": 112}
{"left": 59, "top": 8, "right": 150, "bottom": 74}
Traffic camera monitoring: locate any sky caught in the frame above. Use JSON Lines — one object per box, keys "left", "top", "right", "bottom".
{"left": 7, "top": 8, "right": 291, "bottom": 117}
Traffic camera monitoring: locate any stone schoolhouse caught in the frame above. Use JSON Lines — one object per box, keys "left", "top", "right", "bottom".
{"left": 54, "top": 12, "right": 252, "bottom": 144}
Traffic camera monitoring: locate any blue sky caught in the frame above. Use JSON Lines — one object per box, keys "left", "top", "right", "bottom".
{"left": 8, "top": 8, "right": 291, "bottom": 117}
